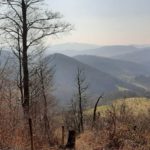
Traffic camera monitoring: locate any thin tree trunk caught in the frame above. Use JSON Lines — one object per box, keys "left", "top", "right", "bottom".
{"left": 29, "top": 118, "right": 34, "bottom": 150}
{"left": 78, "top": 76, "right": 84, "bottom": 133}
{"left": 61, "top": 126, "right": 65, "bottom": 146}
{"left": 40, "top": 69, "right": 51, "bottom": 146}
{"left": 92, "top": 95, "right": 103, "bottom": 127}
{"left": 17, "top": 28, "right": 24, "bottom": 104}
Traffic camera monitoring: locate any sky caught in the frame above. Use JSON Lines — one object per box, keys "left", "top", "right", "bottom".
{"left": 45, "top": 0, "right": 150, "bottom": 45}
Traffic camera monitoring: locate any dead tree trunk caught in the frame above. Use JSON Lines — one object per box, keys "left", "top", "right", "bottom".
{"left": 66, "top": 130, "right": 76, "bottom": 150}
{"left": 92, "top": 95, "right": 103, "bottom": 127}
{"left": 29, "top": 118, "right": 34, "bottom": 150}
{"left": 62, "top": 126, "right": 65, "bottom": 146}
{"left": 76, "top": 68, "right": 88, "bottom": 133}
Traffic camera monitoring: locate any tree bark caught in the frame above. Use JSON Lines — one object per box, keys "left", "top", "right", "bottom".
{"left": 22, "top": 0, "right": 29, "bottom": 109}
{"left": 22, "top": 1, "right": 33, "bottom": 150}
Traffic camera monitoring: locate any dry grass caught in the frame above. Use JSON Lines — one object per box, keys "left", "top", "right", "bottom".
{"left": 76, "top": 97, "right": 150, "bottom": 150}
{"left": 86, "top": 97, "right": 150, "bottom": 116}
{"left": 1, "top": 97, "right": 150, "bottom": 150}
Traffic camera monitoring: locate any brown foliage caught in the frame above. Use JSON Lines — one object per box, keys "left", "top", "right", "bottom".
{"left": 76, "top": 102, "right": 150, "bottom": 150}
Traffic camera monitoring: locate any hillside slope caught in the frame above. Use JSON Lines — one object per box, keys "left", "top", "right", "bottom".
{"left": 74, "top": 55, "right": 150, "bottom": 81}
{"left": 46, "top": 53, "right": 145, "bottom": 104}
{"left": 114, "top": 48, "right": 150, "bottom": 66}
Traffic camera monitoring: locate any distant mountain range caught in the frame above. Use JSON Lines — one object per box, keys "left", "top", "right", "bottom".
{"left": 46, "top": 43, "right": 142, "bottom": 57}
{"left": 78, "top": 45, "right": 141, "bottom": 57}
{"left": 46, "top": 53, "right": 147, "bottom": 104}
{"left": 1, "top": 43, "right": 150, "bottom": 105}
{"left": 74, "top": 55, "right": 150, "bottom": 81}
{"left": 46, "top": 43, "right": 99, "bottom": 56}
{"left": 114, "top": 48, "right": 150, "bottom": 66}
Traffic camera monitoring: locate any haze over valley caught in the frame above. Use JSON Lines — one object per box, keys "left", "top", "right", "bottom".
{"left": 42, "top": 43, "right": 150, "bottom": 104}
{"left": 2, "top": 43, "right": 150, "bottom": 104}
{"left": 1, "top": 0, "right": 150, "bottom": 149}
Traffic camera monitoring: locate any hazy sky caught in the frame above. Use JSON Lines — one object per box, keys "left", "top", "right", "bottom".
{"left": 45, "top": 0, "right": 150, "bottom": 45}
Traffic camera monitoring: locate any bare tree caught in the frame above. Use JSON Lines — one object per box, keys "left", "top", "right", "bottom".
{"left": 73, "top": 67, "right": 88, "bottom": 133}
{"left": 64, "top": 68, "right": 88, "bottom": 133}
{"left": 0, "top": 52, "right": 21, "bottom": 149}
{"left": 0, "top": 0, "right": 71, "bottom": 149}
{"left": 76, "top": 68, "right": 88, "bottom": 132}
{"left": 64, "top": 98, "right": 80, "bottom": 132}
{"left": 35, "top": 55, "right": 55, "bottom": 146}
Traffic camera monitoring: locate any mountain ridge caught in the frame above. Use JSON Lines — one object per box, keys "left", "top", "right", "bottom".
{"left": 46, "top": 53, "right": 146, "bottom": 104}
{"left": 74, "top": 55, "right": 150, "bottom": 80}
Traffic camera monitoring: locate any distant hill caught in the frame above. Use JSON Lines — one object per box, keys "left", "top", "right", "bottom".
{"left": 0, "top": 49, "right": 149, "bottom": 105}
{"left": 74, "top": 55, "right": 150, "bottom": 81}
{"left": 46, "top": 44, "right": 141, "bottom": 57}
{"left": 46, "top": 53, "right": 146, "bottom": 104}
{"left": 46, "top": 43, "right": 99, "bottom": 56}
{"left": 114, "top": 48, "right": 150, "bottom": 66}
{"left": 79, "top": 45, "right": 141, "bottom": 57}
{"left": 134, "top": 75, "right": 150, "bottom": 90}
